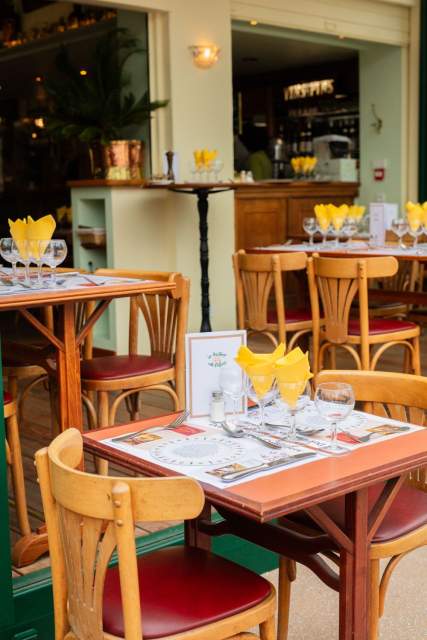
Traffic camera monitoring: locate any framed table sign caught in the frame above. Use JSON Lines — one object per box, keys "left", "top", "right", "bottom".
{"left": 185, "top": 330, "right": 246, "bottom": 418}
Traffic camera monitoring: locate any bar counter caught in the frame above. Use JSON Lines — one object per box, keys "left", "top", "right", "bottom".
{"left": 234, "top": 180, "right": 359, "bottom": 250}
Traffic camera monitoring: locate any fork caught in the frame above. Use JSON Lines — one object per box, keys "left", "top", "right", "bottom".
{"left": 341, "top": 430, "right": 381, "bottom": 443}
{"left": 111, "top": 410, "right": 190, "bottom": 443}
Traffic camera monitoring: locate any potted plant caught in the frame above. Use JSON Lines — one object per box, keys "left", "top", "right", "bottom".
{"left": 45, "top": 28, "right": 168, "bottom": 178}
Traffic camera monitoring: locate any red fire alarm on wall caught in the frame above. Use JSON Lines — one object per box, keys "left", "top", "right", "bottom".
{"left": 374, "top": 167, "right": 385, "bottom": 181}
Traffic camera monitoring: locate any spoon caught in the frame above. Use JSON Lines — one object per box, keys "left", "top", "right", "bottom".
{"left": 221, "top": 421, "right": 282, "bottom": 449}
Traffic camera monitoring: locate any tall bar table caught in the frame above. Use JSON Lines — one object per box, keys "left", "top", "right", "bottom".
{"left": 170, "top": 183, "right": 234, "bottom": 332}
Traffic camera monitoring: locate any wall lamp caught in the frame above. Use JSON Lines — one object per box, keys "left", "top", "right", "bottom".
{"left": 189, "top": 45, "right": 220, "bottom": 69}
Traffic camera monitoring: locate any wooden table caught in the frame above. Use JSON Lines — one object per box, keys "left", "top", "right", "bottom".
{"left": 250, "top": 242, "right": 427, "bottom": 306}
{"left": 0, "top": 276, "right": 175, "bottom": 607}
{"left": 83, "top": 413, "right": 427, "bottom": 640}
{"left": 0, "top": 277, "right": 175, "bottom": 432}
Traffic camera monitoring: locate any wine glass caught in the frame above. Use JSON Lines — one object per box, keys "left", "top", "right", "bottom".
{"left": 407, "top": 219, "right": 423, "bottom": 250}
{"left": 27, "top": 240, "right": 45, "bottom": 288}
{"left": 391, "top": 219, "right": 408, "bottom": 250}
{"left": 302, "top": 217, "right": 317, "bottom": 246}
{"left": 276, "top": 381, "right": 311, "bottom": 440}
{"left": 16, "top": 239, "right": 31, "bottom": 286}
{"left": 0, "top": 238, "right": 20, "bottom": 283}
{"left": 219, "top": 365, "right": 244, "bottom": 425}
{"left": 246, "top": 375, "right": 276, "bottom": 429}
{"left": 341, "top": 218, "right": 358, "bottom": 247}
{"left": 316, "top": 219, "right": 330, "bottom": 247}
{"left": 331, "top": 215, "right": 345, "bottom": 248}
{"left": 213, "top": 159, "right": 224, "bottom": 182}
{"left": 41, "top": 239, "right": 67, "bottom": 287}
{"left": 314, "top": 382, "right": 355, "bottom": 453}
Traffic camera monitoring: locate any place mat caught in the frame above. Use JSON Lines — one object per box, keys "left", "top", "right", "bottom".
{"left": 256, "top": 242, "right": 427, "bottom": 258}
{"left": 0, "top": 271, "right": 142, "bottom": 296}
{"left": 101, "top": 423, "right": 323, "bottom": 487}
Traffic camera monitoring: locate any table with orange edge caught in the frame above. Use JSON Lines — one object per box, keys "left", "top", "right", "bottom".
{"left": 0, "top": 277, "right": 175, "bottom": 568}
{"left": 83, "top": 412, "right": 427, "bottom": 640}
{"left": 249, "top": 243, "right": 427, "bottom": 305}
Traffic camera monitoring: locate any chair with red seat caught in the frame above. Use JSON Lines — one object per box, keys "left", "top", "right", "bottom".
{"left": 35, "top": 428, "right": 276, "bottom": 640}
{"left": 214, "top": 370, "right": 427, "bottom": 640}
{"left": 233, "top": 250, "right": 313, "bottom": 351}
{"left": 307, "top": 254, "right": 420, "bottom": 373}
{"left": 80, "top": 270, "right": 189, "bottom": 430}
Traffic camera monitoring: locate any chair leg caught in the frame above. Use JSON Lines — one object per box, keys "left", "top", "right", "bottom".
{"left": 96, "top": 391, "right": 110, "bottom": 475}
{"left": 260, "top": 615, "right": 275, "bottom": 640}
{"left": 369, "top": 558, "right": 380, "bottom": 640}
{"left": 6, "top": 413, "right": 31, "bottom": 537}
{"left": 48, "top": 378, "right": 60, "bottom": 437}
{"left": 7, "top": 375, "right": 18, "bottom": 402}
{"left": 412, "top": 336, "right": 421, "bottom": 375}
{"left": 277, "top": 557, "right": 296, "bottom": 640}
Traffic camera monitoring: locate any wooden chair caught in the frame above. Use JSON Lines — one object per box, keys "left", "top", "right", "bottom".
{"left": 35, "top": 428, "right": 276, "bottom": 640}
{"left": 233, "top": 250, "right": 313, "bottom": 351}
{"left": 275, "top": 370, "right": 427, "bottom": 640}
{"left": 307, "top": 255, "right": 420, "bottom": 374}
{"left": 5, "top": 392, "right": 48, "bottom": 566}
{"left": 80, "top": 270, "right": 189, "bottom": 429}
{"left": 368, "top": 259, "right": 419, "bottom": 319}
{"left": 214, "top": 371, "right": 427, "bottom": 640}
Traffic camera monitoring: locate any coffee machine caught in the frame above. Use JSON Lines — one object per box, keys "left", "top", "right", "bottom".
{"left": 313, "top": 134, "right": 357, "bottom": 181}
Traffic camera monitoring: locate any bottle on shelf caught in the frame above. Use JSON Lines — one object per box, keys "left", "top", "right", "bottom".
{"left": 305, "top": 120, "right": 313, "bottom": 156}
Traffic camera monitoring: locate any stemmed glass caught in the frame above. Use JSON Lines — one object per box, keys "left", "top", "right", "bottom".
{"left": 276, "top": 381, "right": 311, "bottom": 440}
{"left": 331, "top": 216, "right": 345, "bottom": 248}
{"left": 317, "top": 220, "right": 330, "bottom": 247}
{"left": 27, "top": 240, "right": 46, "bottom": 288}
{"left": 341, "top": 218, "right": 358, "bottom": 247}
{"left": 391, "top": 219, "right": 408, "bottom": 250}
{"left": 314, "top": 382, "right": 355, "bottom": 453}
{"left": 17, "top": 240, "right": 32, "bottom": 286}
{"left": 407, "top": 220, "right": 423, "bottom": 250}
{"left": 41, "top": 239, "right": 67, "bottom": 287}
{"left": 246, "top": 375, "right": 276, "bottom": 429}
{"left": 0, "top": 238, "right": 20, "bottom": 283}
{"left": 219, "top": 365, "right": 244, "bottom": 425}
{"left": 303, "top": 217, "right": 317, "bottom": 246}
{"left": 213, "top": 159, "right": 224, "bottom": 182}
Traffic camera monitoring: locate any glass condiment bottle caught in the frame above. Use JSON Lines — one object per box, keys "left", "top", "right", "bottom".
{"left": 210, "top": 390, "right": 225, "bottom": 424}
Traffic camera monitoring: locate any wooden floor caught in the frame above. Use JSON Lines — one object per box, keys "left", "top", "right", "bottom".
{"left": 9, "top": 330, "right": 427, "bottom": 579}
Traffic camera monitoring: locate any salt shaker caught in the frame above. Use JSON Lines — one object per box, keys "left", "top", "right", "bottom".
{"left": 210, "top": 390, "right": 225, "bottom": 424}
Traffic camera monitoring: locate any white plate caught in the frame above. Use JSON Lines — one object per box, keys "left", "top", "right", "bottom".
{"left": 150, "top": 435, "right": 245, "bottom": 467}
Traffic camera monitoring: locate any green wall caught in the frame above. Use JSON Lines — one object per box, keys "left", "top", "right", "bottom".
{"left": 359, "top": 42, "right": 403, "bottom": 208}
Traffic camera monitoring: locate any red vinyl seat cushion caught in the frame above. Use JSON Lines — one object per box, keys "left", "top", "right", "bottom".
{"left": 348, "top": 318, "right": 417, "bottom": 335}
{"left": 288, "top": 484, "right": 427, "bottom": 544}
{"left": 267, "top": 308, "right": 311, "bottom": 324}
{"left": 102, "top": 546, "right": 272, "bottom": 639}
{"left": 81, "top": 354, "right": 172, "bottom": 381}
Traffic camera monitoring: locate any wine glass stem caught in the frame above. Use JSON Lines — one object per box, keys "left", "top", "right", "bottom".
{"left": 24, "top": 262, "right": 30, "bottom": 285}
{"left": 37, "top": 262, "right": 43, "bottom": 286}
{"left": 51, "top": 266, "right": 57, "bottom": 286}
{"left": 309, "top": 235, "right": 314, "bottom": 245}
{"left": 12, "top": 261, "right": 17, "bottom": 282}
{"left": 259, "top": 400, "right": 265, "bottom": 428}
{"left": 289, "top": 411, "right": 297, "bottom": 440}
{"left": 232, "top": 397, "right": 239, "bottom": 423}
{"left": 414, "top": 236, "right": 418, "bottom": 249}
{"left": 331, "top": 421, "right": 338, "bottom": 448}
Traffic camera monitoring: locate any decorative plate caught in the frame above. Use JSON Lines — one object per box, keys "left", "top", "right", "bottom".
{"left": 150, "top": 435, "right": 245, "bottom": 467}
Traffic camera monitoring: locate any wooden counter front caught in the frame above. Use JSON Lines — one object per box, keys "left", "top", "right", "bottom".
{"left": 234, "top": 181, "right": 359, "bottom": 250}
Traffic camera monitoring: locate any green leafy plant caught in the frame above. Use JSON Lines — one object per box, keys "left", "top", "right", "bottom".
{"left": 45, "top": 29, "right": 168, "bottom": 144}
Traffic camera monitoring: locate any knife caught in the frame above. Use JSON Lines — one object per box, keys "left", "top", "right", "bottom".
{"left": 220, "top": 452, "right": 316, "bottom": 483}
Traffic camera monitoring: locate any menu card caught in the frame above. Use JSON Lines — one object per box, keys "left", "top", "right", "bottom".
{"left": 185, "top": 330, "right": 246, "bottom": 418}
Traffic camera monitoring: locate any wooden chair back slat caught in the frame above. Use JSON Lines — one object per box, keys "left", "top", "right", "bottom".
{"left": 233, "top": 250, "right": 308, "bottom": 346}
{"left": 96, "top": 269, "right": 189, "bottom": 365}
{"left": 315, "top": 370, "right": 427, "bottom": 489}
{"left": 35, "top": 429, "right": 204, "bottom": 640}
{"left": 308, "top": 255, "right": 399, "bottom": 347}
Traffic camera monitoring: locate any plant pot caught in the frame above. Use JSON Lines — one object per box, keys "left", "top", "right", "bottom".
{"left": 88, "top": 140, "right": 144, "bottom": 180}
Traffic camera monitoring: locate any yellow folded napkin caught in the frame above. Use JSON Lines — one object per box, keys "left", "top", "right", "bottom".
{"left": 406, "top": 204, "right": 423, "bottom": 232}
{"left": 275, "top": 347, "right": 313, "bottom": 408}
{"left": 327, "top": 204, "right": 348, "bottom": 231}
{"left": 9, "top": 214, "right": 56, "bottom": 259}
{"left": 348, "top": 205, "right": 365, "bottom": 220}
{"left": 235, "top": 344, "right": 285, "bottom": 399}
{"left": 314, "top": 204, "right": 331, "bottom": 231}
